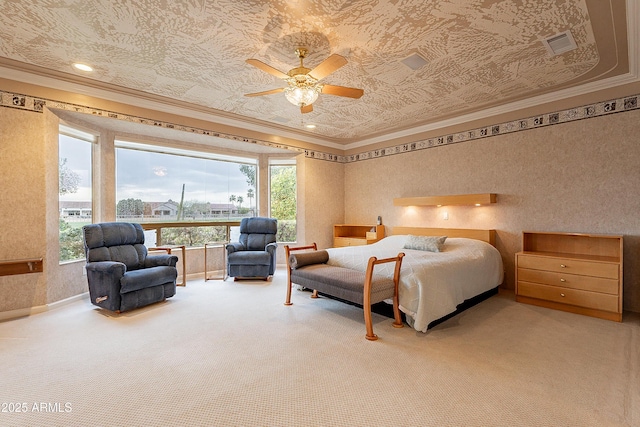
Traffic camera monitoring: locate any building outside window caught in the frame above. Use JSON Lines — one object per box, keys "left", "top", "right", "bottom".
{"left": 59, "top": 125, "right": 95, "bottom": 262}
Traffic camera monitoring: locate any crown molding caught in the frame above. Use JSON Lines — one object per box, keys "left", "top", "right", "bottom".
{"left": 0, "top": 59, "right": 345, "bottom": 151}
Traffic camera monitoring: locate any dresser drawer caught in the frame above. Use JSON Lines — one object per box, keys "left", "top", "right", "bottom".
{"left": 333, "top": 237, "right": 366, "bottom": 247}
{"left": 517, "top": 281, "right": 619, "bottom": 313}
{"left": 517, "top": 268, "right": 619, "bottom": 294}
{"left": 517, "top": 254, "right": 618, "bottom": 279}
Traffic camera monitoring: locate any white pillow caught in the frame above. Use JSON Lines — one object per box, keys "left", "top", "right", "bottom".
{"left": 403, "top": 235, "right": 447, "bottom": 252}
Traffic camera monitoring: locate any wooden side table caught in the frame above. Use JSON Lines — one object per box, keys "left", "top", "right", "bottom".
{"left": 149, "top": 245, "right": 187, "bottom": 287}
{"left": 204, "top": 242, "right": 227, "bottom": 281}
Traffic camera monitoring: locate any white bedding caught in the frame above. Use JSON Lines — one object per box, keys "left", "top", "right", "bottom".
{"left": 325, "top": 235, "right": 504, "bottom": 332}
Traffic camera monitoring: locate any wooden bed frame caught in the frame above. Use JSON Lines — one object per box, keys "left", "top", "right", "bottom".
{"left": 392, "top": 227, "right": 496, "bottom": 247}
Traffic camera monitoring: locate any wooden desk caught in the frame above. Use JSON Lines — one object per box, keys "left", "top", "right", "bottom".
{"left": 149, "top": 245, "right": 186, "bottom": 287}
{"left": 204, "top": 242, "right": 227, "bottom": 281}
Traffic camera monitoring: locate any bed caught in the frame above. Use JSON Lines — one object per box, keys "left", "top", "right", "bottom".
{"left": 324, "top": 227, "right": 504, "bottom": 332}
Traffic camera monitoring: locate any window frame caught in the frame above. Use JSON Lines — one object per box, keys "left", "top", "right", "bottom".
{"left": 114, "top": 140, "right": 258, "bottom": 223}
{"left": 268, "top": 158, "right": 297, "bottom": 243}
{"left": 58, "top": 124, "right": 98, "bottom": 263}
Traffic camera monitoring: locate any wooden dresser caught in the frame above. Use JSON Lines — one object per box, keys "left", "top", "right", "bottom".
{"left": 515, "top": 231, "right": 623, "bottom": 322}
{"left": 333, "top": 224, "right": 384, "bottom": 247}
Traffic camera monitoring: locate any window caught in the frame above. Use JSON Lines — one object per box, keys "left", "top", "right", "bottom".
{"left": 115, "top": 141, "right": 257, "bottom": 246}
{"left": 59, "top": 125, "right": 95, "bottom": 262}
{"left": 269, "top": 159, "right": 297, "bottom": 242}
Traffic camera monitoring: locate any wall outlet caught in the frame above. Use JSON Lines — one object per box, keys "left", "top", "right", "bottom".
{"left": 443, "top": 211, "right": 449, "bottom": 220}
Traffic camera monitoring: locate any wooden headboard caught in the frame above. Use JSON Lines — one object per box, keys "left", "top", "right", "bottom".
{"left": 392, "top": 227, "right": 496, "bottom": 246}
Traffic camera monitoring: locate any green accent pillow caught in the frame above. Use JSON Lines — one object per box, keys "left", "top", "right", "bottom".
{"left": 403, "top": 235, "right": 447, "bottom": 252}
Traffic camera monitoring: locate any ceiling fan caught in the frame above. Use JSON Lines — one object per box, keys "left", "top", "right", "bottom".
{"left": 245, "top": 48, "right": 364, "bottom": 114}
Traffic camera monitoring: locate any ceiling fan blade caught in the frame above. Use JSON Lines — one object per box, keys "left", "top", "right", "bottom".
{"left": 301, "top": 104, "right": 313, "bottom": 114}
{"left": 321, "top": 84, "right": 364, "bottom": 99}
{"left": 244, "top": 88, "right": 284, "bottom": 97}
{"left": 246, "top": 59, "right": 289, "bottom": 79}
{"left": 308, "top": 54, "right": 348, "bottom": 80}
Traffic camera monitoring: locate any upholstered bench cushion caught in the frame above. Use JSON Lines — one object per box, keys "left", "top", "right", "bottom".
{"left": 120, "top": 266, "right": 178, "bottom": 293}
{"left": 290, "top": 264, "right": 395, "bottom": 305}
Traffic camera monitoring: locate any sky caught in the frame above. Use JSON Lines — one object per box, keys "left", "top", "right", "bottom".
{"left": 58, "top": 134, "right": 256, "bottom": 207}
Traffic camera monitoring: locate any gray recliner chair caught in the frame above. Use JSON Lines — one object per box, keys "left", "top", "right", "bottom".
{"left": 226, "top": 217, "right": 278, "bottom": 280}
{"left": 82, "top": 222, "right": 178, "bottom": 313}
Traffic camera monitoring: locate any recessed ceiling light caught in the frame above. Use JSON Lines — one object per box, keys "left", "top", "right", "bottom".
{"left": 72, "top": 63, "right": 93, "bottom": 72}
{"left": 305, "top": 124, "right": 316, "bottom": 129}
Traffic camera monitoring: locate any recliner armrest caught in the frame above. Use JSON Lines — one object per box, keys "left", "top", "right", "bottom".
{"left": 145, "top": 254, "right": 178, "bottom": 268}
{"left": 85, "top": 261, "right": 126, "bottom": 278}
{"left": 226, "top": 242, "right": 245, "bottom": 254}
{"left": 84, "top": 261, "right": 127, "bottom": 311}
{"left": 265, "top": 242, "right": 278, "bottom": 254}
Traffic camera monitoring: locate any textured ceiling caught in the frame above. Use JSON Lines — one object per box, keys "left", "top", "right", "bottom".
{"left": 0, "top": 0, "right": 632, "bottom": 144}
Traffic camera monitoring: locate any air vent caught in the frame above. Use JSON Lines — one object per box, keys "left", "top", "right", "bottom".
{"left": 400, "top": 52, "right": 429, "bottom": 70}
{"left": 542, "top": 30, "right": 577, "bottom": 56}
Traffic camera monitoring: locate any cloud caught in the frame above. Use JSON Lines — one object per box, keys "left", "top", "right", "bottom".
{"left": 115, "top": 149, "right": 253, "bottom": 203}
{"left": 59, "top": 135, "right": 255, "bottom": 205}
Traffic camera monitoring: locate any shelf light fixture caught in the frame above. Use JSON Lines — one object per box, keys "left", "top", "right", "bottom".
{"left": 393, "top": 193, "right": 497, "bottom": 207}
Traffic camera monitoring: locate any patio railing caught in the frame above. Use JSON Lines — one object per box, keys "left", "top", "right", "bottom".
{"left": 139, "top": 221, "right": 241, "bottom": 246}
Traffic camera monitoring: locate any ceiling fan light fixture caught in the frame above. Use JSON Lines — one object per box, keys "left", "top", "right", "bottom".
{"left": 245, "top": 48, "right": 362, "bottom": 113}
{"left": 284, "top": 74, "right": 322, "bottom": 107}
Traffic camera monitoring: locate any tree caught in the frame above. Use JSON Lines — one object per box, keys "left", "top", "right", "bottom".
{"left": 59, "top": 158, "right": 81, "bottom": 195}
{"left": 58, "top": 158, "right": 84, "bottom": 261}
{"left": 183, "top": 200, "right": 210, "bottom": 219}
{"left": 59, "top": 219, "right": 84, "bottom": 261}
{"left": 117, "top": 198, "right": 144, "bottom": 217}
{"left": 270, "top": 166, "right": 296, "bottom": 220}
{"left": 237, "top": 196, "right": 243, "bottom": 208}
{"left": 162, "top": 226, "right": 227, "bottom": 246}
{"left": 246, "top": 188, "right": 254, "bottom": 210}
{"left": 239, "top": 164, "right": 256, "bottom": 188}
{"left": 270, "top": 165, "right": 297, "bottom": 242}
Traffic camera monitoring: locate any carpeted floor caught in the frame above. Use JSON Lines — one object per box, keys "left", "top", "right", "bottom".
{"left": 1, "top": 267, "right": 638, "bottom": 427}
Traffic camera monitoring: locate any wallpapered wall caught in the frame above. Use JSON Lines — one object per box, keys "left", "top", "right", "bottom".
{"left": 0, "top": 107, "right": 48, "bottom": 311}
{"left": 0, "top": 108, "right": 88, "bottom": 313}
{"left": 343, "top": 109, "right": 640, "bottom": 312}
{"left": 1, "top": 83, "right": 639, "bottom": 315}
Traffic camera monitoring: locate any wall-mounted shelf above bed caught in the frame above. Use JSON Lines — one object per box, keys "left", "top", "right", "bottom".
{"left": 393, "top": 193, "right": 496, "bottom": 207}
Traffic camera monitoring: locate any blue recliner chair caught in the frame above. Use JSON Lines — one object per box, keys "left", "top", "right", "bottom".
{"left": 82, "top": 222, "right": 178, "bottom": 313}
{"left": 226, "top": 217, "right": 278, "bottom": 280}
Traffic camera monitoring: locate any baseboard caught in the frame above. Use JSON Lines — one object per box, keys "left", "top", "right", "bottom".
{"left": 0, "top": 292, "right": 89, "bottom": 322}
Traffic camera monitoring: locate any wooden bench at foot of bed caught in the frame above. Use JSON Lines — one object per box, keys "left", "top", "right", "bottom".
{"left": 284, "top": 243, "right": 405, "bottom": 341}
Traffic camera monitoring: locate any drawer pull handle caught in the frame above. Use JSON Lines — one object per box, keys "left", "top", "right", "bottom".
{"left": 560, "top": 264, "right": 566, "bottom": 268}
{"left": 560, "top": 293, "right": 565, "bottom": 297}
{"left": 560, "top": 278, "right": 566, "bottom": 282}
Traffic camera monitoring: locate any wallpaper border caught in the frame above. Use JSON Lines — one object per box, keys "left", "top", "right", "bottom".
{"left": 341, "top": 94, "right": 639, "bottom": 163}
{"left": 1, "top": 89, "right": 638, "bottom": 163}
